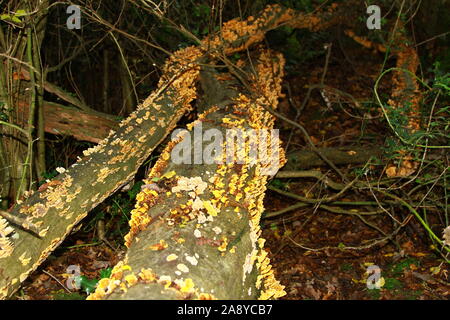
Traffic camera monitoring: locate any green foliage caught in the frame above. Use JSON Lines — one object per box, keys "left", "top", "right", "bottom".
{"left": 127, "top": 180, "right": 144, "bottom": 200}
{"left": 191, "top": 4, "right": 211, "bottom": 36}
{"left": 369, "top": 53, "right": 449, "bottom": 265}
{"left": 76, "top": 276, "right": 98, "bottom": 295}
{"left": 52, "top": 291, "right": 85, "bottom": 300}
{"left": 389, "top": 257, "right": 420, "bottom": 275}
{"left": 266, "top": 26, "right": 324, "bottom": 74}
{"left": 352, "top": 157, "right": 381, "bottom": 177}
{"left": 340, "top": 263, "right": 353, "bottom": 272}
{"left": 229, "top": 53, "right": 241, "bottom": 64}
{"left": 269, "top": 223, "right": 278, "bottom": 231}
{"left": 153, "top": 1, "right": 220, "bottom": 49}
{"left": 75, "top": 267, "right": 112, "bottom": 295}
{"left": 41, "top": 169, "right": 59, "bottom": 181}
{"left": 0, "top": 102, "right": 9, "bottom": 122}
{"left": 377, "top": 62, "right": 449, "bottom": 152}
{"left": 376, "top": 61, "right": 449, "bottom": 247}
{"left": 0, "top": 9, "right": 27, "bottom": 25}
{"left": 99, "top": 267, "right": 112, "bottom": 278}
{"left": 365, "top": 258, "right": 423, "bottom": 299}
{"left": 50, "top": 267, "right": 113, "bottom": 299}
{"left": 269, "top": 178, "right": 289, "bottom": 190}
{"left": 432, "top": 62, "right": 450, "bottom": 94}
{"left": 433, "top": 53, "right": 450, "bottom": 79}
{"left": 366, "top": 288, "right": 381, "bottom": 300}
{"left": 383, "top": 277, "right": 403, "bottom": 290}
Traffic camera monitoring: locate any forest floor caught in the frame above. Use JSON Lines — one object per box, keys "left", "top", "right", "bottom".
{"left": 15, "top": 45, "right": 449, "bottom": 300}
{"left": 262, "top": 47, "right": 449, "bottom": 300}
{"left": 16, "top": 195, "right": 450, "bottom": 300}
{"left": 17, "top": 187, "right": 449, "bottom": 300}
{"left": 263, "top": 199, "right": 450, "bottom": 300}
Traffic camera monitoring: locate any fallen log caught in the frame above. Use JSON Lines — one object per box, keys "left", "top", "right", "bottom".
{"left": 87, "top": 49, "right": 286, "bottom": 300}
{"left": 283, "top": 146, "right": 382, "bottom": 170}
{"left": 0, "top": 2, "right": 355, "bottom": 299}
{"left": 0, "top": 45, "right": 202, "bottom": 299}
{"left": 16, "top": 100, "right": 119, "bottom": 143}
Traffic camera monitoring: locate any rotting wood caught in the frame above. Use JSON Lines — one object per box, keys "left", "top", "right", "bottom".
{"left": 0, "top": 2, "right": 363, "bottom": 299}
{"left": 0, "top": 45, "right": 202, "bottom": 299}
{"left": 345, "top": 15, "right": 423, "bottom": 178}
{"left": 87, "top": 49, "right": 286, "bottom": 300}
{"left": 284, "top": 146, "right": 382, "bottom": 170}
{"left": 16, "top": 100, "right": 119, "bottom": 144}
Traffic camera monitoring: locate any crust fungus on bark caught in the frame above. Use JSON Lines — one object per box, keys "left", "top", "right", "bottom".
{"left": 0, "top": 45, "right": 202, "bottom": 299}
{"left": 345, "top": 17, "right": 423, "bottom": 178}
{"left": 1, "top": 2, "right": 362, "bottom": 299}
{"left": 88, "top": 49, "right": 287, "bottom": 300}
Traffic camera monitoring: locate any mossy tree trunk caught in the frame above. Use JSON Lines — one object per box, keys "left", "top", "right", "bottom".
{"left": 0, "top": 46, "right": 200, "bottom": 298}
{"left": 87, "top": 50, "right": 287, "bottom": 300}
{"left": 0, "top": 0, "right": 50, "bottom": 203}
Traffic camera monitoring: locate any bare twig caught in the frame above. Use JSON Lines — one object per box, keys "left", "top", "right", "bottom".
{"left": 42, "top": 270, "right": 72, "bottom": 294}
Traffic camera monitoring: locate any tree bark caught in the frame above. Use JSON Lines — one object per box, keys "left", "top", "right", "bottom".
{"left": 283, "top": 146, "right": 382, "bottom": 170}
{"left": 0, "top": 2, "right": 357, "bottom": 299}
{"left": 88, "top": 49, "right": 286, "bottom": 300}
{"left": 0, "top": 45, "right": 201, "bottom": 299}
{"left": 16, "top": 99, "right": 119, "bottom": 144}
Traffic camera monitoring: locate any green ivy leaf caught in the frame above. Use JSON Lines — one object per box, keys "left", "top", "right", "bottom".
{"left": 76, "top": 276, "right": 98, "bottom": 295}
{"left": 338, "top": 242, "right": 346, "bottom": 250}
{"left": 0, "top": 13, "right": 23, "bottom": 24}
{"left": 14, "top": 9, "right": 27, "bottom": 17}
{"left": 99, "top": 267, "right": 112, "bottom": 279}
